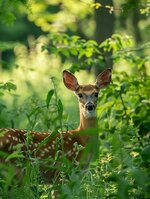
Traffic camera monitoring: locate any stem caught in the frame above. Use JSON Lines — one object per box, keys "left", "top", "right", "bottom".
{"left": 119, "top": 91, "right": 130, "bottom": 123}
{"left": 51, "top": 77, "right": 63, "bottom": 131}
{"left": 50, "top": 77, "right": 65, "bottom": 157}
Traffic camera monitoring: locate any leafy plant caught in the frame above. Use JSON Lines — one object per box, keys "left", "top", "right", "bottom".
{"left": 0, "top": 33, "right": 150, "bottom": 198}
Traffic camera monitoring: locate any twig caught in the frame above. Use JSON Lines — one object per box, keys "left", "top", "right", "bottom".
{"left": 119, "top": 91, "right": 130, "bottom": 123}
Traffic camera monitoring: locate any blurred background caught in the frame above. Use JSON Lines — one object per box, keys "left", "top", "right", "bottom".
{"left": 0, "top": 0, "right": 149, "bottom": 130}
{"left": 0, "top": 1, "right": 150, "bottom": 197}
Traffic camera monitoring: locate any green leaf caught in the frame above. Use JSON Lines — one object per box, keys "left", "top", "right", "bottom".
{"left": 57, "top": 99, "right": 63, "bottom": 119}
{"left": 26, "top": 107, "right": 41, "bottom": 118}
{"left": 46, "top": 89, "right": 54, "bottom": 108}
{"left": 0, "top": 42, "right": 18, "bottom": 51}
{"left": 6, "top": 152, "right": 24, "bottom": 160}
{"left": 132, "top": 168, "right": 147, "bottom": 188}
{"left": 0, "top": 82, "right": 17, "bottom": 91}
{"left": 0, "top": 130, "right": 7, "bottom": 138}
{"left": 70, "top": 48, "right": 78, "bottom": 56}
{"left": 141, "top": 145, "right": 150, "bottom": 163}
{"left": 85, "top": 48, "right": 93, "bottom": 57}
{"left": 61, "top": 49, "right": 70, "bottom": 57}
{"left": 0, "top": 103, "right": 7, "bottom": 113}
{"left": 91, "top": 3, "right": 102, "bottom": 9}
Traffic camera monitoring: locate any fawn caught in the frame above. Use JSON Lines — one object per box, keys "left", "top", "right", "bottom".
{"left": 0, "top": 68, "right": 111, "bottom": 181}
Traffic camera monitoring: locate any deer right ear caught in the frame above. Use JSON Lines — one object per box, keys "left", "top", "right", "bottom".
{"left": 95, "top": 68, "right": 111, "bottom": 89}
{"left": 63, "top": 70, "right": 79, "bottom": 91}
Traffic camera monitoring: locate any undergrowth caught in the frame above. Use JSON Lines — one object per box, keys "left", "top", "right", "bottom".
{"left": 0, "top": 34, "right": 150, "bottom": 199}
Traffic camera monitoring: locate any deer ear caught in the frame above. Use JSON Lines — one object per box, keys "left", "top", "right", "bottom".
{"left": 63, "top": 70, "right": 79, "bottom": 91}
{"left": 95, "top": 68, "right": 111, "bottom": 89}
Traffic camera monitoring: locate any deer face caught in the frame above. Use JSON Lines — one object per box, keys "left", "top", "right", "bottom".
{"left": 74, "top": 84, "right": 99, "bottom": 118}
{"left": 63, "top": 69, "right": 111, "bottom": 119}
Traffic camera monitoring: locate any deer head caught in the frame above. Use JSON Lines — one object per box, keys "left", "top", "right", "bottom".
{"left": 63, "top": 68, "right": 111, "bottom": 119}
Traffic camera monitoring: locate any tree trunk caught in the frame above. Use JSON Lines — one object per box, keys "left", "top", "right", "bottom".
{"left": 132, "top": 3, "right": 142, "bottom": 43}
{"left": 94, "top": 0, "right": 115, "bottom": 76}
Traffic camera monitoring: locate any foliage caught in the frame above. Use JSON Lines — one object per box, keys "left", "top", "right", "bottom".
{"left": 96, "top": 70, "right": 150, "bottom": 198}
{"left": 0, "top": 32, "right": 150, "bottom": 198}
{"left": 0, "top": 0, "right": 29, "bottom": 25}
{"left": 0, "top": 81, "right": 16, "bottom": 92}
{"left": 26, "top": 0, "right": 94, "bottom": 33}
{"left": 42, "top": 33, "right": 101, "bottom": 72}
{"left": 42, "top": 33, "right": 150, "bottom": 73}
{"left": 140, "top": 0, "right": 150, "bottom": 16}
{"left": 0, "top": 0, "right": 150, "bottom": 198}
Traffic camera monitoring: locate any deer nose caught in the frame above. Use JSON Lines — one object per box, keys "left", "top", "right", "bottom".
{"left": 85, "top": 103, "right": 95, "bottom": 111}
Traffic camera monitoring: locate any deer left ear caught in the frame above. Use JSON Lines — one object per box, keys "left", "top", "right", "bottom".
{"left": 95, "top": 68, "right": 111, "bottom": 89}
{"left": 63, "top": 70, "right": 79, "bottom": 91}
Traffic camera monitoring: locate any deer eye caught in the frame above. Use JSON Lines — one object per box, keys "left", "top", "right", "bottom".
{"left": 94, "top": 93, "right": 98, "bottom": 97}
{"left": 78, "top": 93, "right": 83, "bottom": 98}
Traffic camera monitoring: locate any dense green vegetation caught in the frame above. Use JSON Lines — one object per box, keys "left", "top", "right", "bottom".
{"left": 0, "top": 0, "right": 150, "bottom": 198}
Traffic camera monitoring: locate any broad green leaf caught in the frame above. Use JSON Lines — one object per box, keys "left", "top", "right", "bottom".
{"left": 6, "top": 152, "right": 24, "bottom": 160}
{"left": 0, "top": 82, "right": 17, "bottom": 91}
{"left": 141, "top": 145, "right": 150, "bottom": 162}
{"left": 46, "top": 89, "right": 54, "bottom": 108}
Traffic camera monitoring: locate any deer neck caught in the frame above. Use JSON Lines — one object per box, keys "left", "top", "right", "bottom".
{"left": 71, "top": 103, "right": 97, "bottom": 146}
{"left": 69, "top": 104, "right": 98, "bottom": 146}
{"left": 78, "top": 104, "right": 97, "bottom": 131}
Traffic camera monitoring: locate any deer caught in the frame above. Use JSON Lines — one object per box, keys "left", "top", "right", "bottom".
{"left": 0, "top": 68, "right": 111, "bottom": 182}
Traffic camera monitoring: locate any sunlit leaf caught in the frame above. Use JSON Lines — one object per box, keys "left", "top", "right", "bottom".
{"left": 46, "top": 89, "right": 54, "bottom": 108}
{"left": 0, "top": 82, "right": 17, "bottom": 91}
{"left": 57, "top": 99, "right": 63, "bottom": 119}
